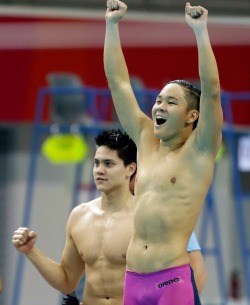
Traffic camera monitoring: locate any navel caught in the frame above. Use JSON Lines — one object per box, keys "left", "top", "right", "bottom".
{"left": 171, "top": 177, "right": 176, "bottom": 184}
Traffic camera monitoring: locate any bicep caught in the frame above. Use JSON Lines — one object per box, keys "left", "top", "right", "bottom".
{"left": 60, "top": 214, "right": 85, "bottom": 287}
{"left": 195, "top": 93, "right": 223, "bottom": 156}
{"left": 60, "top": 236, "right": 85, "bottom": 287}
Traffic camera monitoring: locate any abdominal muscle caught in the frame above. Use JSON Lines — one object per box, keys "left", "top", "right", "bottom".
{"left": 126, "top": 235, "right": 190, "bottom": 273}
{"left": 126, "top": 192, "right": 202, "bottom": 273}
{"left": 82, "top": 265, "right": 125, "bottom": 305}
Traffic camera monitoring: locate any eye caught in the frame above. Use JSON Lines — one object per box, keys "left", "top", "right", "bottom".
{"left": 168, "top": 98, "right": 177, "bottom": 104}
{"left": 94, "top": 160, "right": 99, "bottom": 166}
{"left": 104, "top": 161, "right": 113, "bottom": 167}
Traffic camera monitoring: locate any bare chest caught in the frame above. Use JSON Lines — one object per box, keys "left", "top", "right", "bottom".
{"left": 134, "top": 153, "right": 213, "bottom": 240}
{"left": 137, "top": 156, "right": 190, "bottom": 195}
{"left": 72, "top": 213, "right": 134, "bottom": 266}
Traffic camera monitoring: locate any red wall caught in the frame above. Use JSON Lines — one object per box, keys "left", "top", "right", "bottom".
{"left": 0, "top": 15, "right": 249, "bottom": 124}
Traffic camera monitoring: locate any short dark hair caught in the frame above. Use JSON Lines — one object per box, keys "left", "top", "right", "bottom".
{"left": 167, "top": 80, "right": 201, "bottom": 129}
{"left": 95, "top": 129, "right": 137, "bottom": 167}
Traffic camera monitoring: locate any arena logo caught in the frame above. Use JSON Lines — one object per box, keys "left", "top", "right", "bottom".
{"left": 157, "top": 277, "right": 180, "bottom": 288}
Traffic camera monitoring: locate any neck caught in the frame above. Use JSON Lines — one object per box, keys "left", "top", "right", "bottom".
{"left": 101, "top": 187, "right": 134, "bottom": 213}
{"left": 160, "top": 126, "right": 193, "bottom": 151}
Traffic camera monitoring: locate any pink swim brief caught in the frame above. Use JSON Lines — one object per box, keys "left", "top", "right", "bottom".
{"left": 123, "top": 264, "right": 201, "bottom": 305}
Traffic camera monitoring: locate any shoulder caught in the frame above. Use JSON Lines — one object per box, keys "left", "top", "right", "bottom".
{"left": 69, "top": 197, "right": 102, "bottom": 221}
{"left": 66, "top": 198, "right": 102, "bottom": 236}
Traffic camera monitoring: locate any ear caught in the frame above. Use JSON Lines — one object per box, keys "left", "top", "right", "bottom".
{"left": 126, "top": 162, "right": 137, "bottom": 179}
{"left": 186, "top": 110, "right": 199, "bottom": 124}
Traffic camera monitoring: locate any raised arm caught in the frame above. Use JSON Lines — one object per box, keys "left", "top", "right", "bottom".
{"left": 12, "top": 211, "right": 84, "bottom": 294}
{"left": 186, "top": 3, "right": 223, "bottom": 157}
{"left": 104, "top": 0, "right": 149, "bottom": 143}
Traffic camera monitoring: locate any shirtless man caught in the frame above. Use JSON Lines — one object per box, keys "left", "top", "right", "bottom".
{"left": 12, "top": 129, "right": 137, "bottom": 305}
{"left": 104, "top": 1, "right": 223, "bottom": 304}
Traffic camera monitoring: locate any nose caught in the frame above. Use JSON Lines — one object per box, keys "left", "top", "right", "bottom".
{"left": 156, "top": 104, "right": 166, "bottom": 113}
{"left": 152, "top": 102, "right": 167, "bottom": 117}
{"left": 95, "top": 164, "right": 105, "bottom": 174}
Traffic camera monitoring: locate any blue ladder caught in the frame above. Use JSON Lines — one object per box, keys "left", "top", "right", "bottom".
{"left": 199, "top": 177, "right": 227, "bottom": 305}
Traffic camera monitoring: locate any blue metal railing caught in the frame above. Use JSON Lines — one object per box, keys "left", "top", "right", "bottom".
{"left": 222, "top": 92, "right": 250, "bottom": 303}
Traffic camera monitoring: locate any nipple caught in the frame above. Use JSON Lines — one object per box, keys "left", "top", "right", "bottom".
{"left": 171, "top": 177, "right": 176, "bottom": 184}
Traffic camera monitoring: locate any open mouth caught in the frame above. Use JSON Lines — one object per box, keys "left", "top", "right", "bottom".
{"left": 156, "top": 115, "right": 167, "bottom": 126}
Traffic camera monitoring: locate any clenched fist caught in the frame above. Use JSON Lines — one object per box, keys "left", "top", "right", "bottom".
{"left": 12, "top": 227, "right": 37, "bottom": 254}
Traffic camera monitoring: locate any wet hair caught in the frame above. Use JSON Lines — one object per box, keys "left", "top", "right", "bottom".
{"left": 167, "top": 80, "right": 201, "bottom": 129}
{"left": 95, "top": 129, "right": 137, "bottom": 168}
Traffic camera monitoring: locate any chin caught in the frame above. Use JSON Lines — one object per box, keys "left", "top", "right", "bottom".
{"left": 95, "top": 185, "right": 105, "bottom": 192}
{"left": 154, "top": 129, "right": 164, "bottom": 139}
{"left": 154, "top": 133, "right": 161, "bottom": 139}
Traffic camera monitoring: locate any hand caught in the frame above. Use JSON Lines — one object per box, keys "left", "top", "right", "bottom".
{"left": 105, "top": 0, "right": 127, "bottom": 23}
{"left": 185, "top": 2, "right": 208, "bottom": 30}
{"left": 12, "top": 227, "right": 37, "bottom": 254}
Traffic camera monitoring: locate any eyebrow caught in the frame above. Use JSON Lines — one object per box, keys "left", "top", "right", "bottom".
{"left": 157, "top": 95, "right": 178, "bottom": 101}
{"left": 94, "top": 158, "right": 115, "bottom": 162}
{"left": 168, "top": 96, "right": 178, "bottom": 101}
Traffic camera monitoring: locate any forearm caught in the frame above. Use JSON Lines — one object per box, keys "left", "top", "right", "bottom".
{"left": 195, "top": 28, "right": 220, "bottom": 95}
{"left": 104, "top": 20, "right": 130, "bottom": 89}
{"left": 195, "top": 269, "right": 207, "bottom": 293}
{"left": 189, "top": 250, "right": 207, "bottom": 294}
{"left": 26, "top": 247, "right": 74, "bottom": 294}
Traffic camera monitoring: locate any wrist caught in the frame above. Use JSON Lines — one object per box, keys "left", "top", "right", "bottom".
{"left": 25, "top": 246, "right": 38, "bottom": 258}
{"left": 194, "top": 26, "right": 208, "bottom": 37}
{"left": 106, "top": 18, "right": 120, "bottom": 26}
